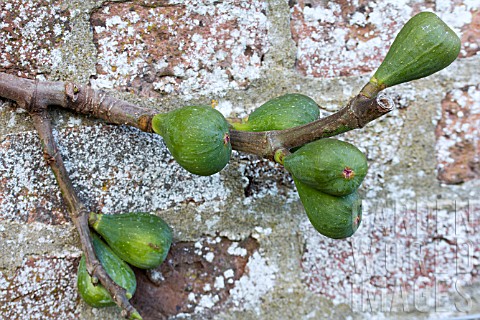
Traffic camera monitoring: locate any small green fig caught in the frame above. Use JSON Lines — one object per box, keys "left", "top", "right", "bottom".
{"left": 294, "top": 178, "right": 362, "bottom": 239}
{"left": 231, "top": 93, "right": 320, "bottom": 132}
{"left": 152, "top": 106, "right": 232, "bottom": 176}
{"left": 370, "top": 12, "right": 461, "bottom": 91}
{"left": 89, "top": 212, "right": 172, "bottom": 269}
{"left": 77, "top": 233, "right": 136, "bottom": 307}
{"left": 284, "top": 138, "right": 368, "bottom": 196}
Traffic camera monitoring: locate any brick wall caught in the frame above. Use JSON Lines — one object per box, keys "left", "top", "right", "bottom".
{"left": 1, "top": 1, "right": 479, "bottom": 319}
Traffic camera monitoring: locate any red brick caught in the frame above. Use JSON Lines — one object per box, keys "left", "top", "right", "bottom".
{"left": 0, "top": 0, "right": 71, "bottom": 78}
{"left": 436, "top": 85, "right": 480, "bottom": 184}
{"left": 131, "top": 236, "right": 259, "bottom": 318}
{"left": 461, "top": 9, "right": 480, "bottom": 58}
{"left": 0, "top": 256, "right": 80, "bottom": 319}
{"left": 290, "top": 0, "right": 478, "bottom": 78}
{"left": 90, "top": 0, "right": 268, "bottom": 97}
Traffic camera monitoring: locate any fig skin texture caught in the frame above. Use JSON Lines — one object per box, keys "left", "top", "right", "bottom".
{"left": 77, "top": 233, "right": 137, "bottom": 307}
{"left": 231, "top": 93, "right": 320, "bottom": 132}
{"left": 284, "top": 138, "right": 368, "bottom": 196}
{"left": 90, "top": 212, "right": 172, "bottom": 269}
{"left": 294, "top": 178, "right": 362, "bottom": 239}
{"left": 152, "top": 106, "right": 232, "bottom": 176}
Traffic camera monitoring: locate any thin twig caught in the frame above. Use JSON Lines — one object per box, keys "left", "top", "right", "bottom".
{"left": 229, "top": 92, "right": 394, "bottom": 159}
{"left": 28, "top": 109, "right": 141, "bottom": 318}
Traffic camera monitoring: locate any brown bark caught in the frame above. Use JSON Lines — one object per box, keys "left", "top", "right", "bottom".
{"left": 1, "top": 74, "right": 143, "bottom": 319}
{"left": 230, "top": 92, "right": 393, "bottom": 159}
{"left": 0, "top": 72, "right": 394, "bottom": 161}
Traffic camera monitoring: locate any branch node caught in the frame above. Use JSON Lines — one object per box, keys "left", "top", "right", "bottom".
{"left": 42, "top": 150, "right": 57, "bottom": 165}
{"left": 27, "top": 79, "right": 47, "bottom": 113}
{"left": 376, "top": 92, "right": 395, "bottom": 112}
{"left": 65, "top": 83, "right": 79, "bottom": 103}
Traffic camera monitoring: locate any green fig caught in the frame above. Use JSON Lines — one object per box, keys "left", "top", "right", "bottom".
{"left": 152, "top": 106, "right": 232, "bottom": 176}
{"left": 231, "top": 93, "right": 320, "bottom": 132}
{"left": 89, "top": 212, "right": 172, "bottom": 269}
{"left": 77, "top": 233, "right": 137, "bottom": 307}
{"left": 366, "top": 11, "right": 460, "bottom": 96}
{"left": 294, "top": 178, "right": 362, "bottom": 239}
{"left": 284, "top": 138, "right": 368, "bottom": 196}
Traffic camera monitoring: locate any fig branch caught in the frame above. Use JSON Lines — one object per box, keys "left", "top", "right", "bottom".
{"left": 229, "top": 92, "right": 394, "bottom": 161}
{"left": 0, "top": 72, "right": 393, "bottom": 161}
{"left": 13, "top": 90, "right": 142, "bottom": 319}
{"left": 0, "top": 69, "right": 390, "bottom": 320}
{"left": 0, "top": 10, "right": 461, "bottom": 319}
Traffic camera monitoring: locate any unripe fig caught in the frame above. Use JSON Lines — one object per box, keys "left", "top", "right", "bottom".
{"left": 284, "top": 138, "right": 367, "bottom": 196}
{"left": 89, "top": 212, "right": 172, "bottom": 269}
{"left": 152, "top": 106, "right": 232, "bottom": 176}
{"left": 77, "top": 233, "right": 136, "bottom": 307}
{"left": 370, "top": 12, "right": 460, "bottom": 91}
{"left": 294, "top": 178, "right": 362, "bottom": 239}
{"left": 232, "top": 93, "right": 320, "bottom": 131}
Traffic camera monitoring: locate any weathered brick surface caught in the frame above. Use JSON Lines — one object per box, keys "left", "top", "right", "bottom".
{"left": 0, "top": 0, "right": 71, "bottom": 78}
{"left": 0, "top": 235, "right": 267, "bottom": 319}
{"left": 0, "top": 125, "right": 234, "bottom": 224}
{"left": 290, "top": 0, "right": 479, "bottom": 78}
{"left": 461, "top": 9, "right": 480, "bottom": 58}
{"left": 301, "top": 199, "right": 480, "bottom": 312}
{"left": 436, "top": 85, "right": 480, "bottom": 184}
{"left": 90, "top": 0, "right": 268, "bottom": 97}
{"left": 0, "top": 255, "right": 80, "bottom": 319}
{"left": 1, "top": 0, "right": 480, "bottom": 319}
{"left": 0, "top": 131, "right": 72, "bottom": 224}
{"left": 132, "top": 236, "right": 259, "bottom": 319}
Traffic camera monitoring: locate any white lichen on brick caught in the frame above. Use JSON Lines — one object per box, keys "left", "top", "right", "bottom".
{"left": 435, "top": 85, "right": 480, "bottom": 184}
{"left": 194, "top": 293, "right": 220, "bottom": 313}
{"left": 205, "top": 251, "right": 215, "bottom": 262}
{"left": 436, "top": 86, "right": 480, "bottom": 165}
{"left": 300, "top": 199, "right": 480, "bottom": 312}
{"left": 229, "top": 251, "right": 278, "bottom": 314}
{"left": 215, "top": 100, "right": 246, "bottom": 118}
{"left": 0, "top": 0, "right": 72, "bottom": 77}
{"left": 0, "top": 255, "right": 79, "bottom": 319}
{"left": 91, "top": 0, "right": 269, "bottom": 98}
{"left": 0, "top": 125, "right": 230, "bottom": 222}
{"left": 290, "top": 0, "right": 477, "bottom": 78}
{"left": 214, "top": 275, "right": 225, "bottom": 289}
{"left": 227, "top": 242, "right": 247, "bottom": 257}
{"left": 224, "top": 269, "right": 235, "bottom": 279}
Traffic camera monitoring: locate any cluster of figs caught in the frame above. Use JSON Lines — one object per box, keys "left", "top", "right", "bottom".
{"left": 153, "top": 12, "right": 460, "bottom": 239}
{"left": 78, "top": 11, "right": 460, "bottom": 311}
{"left": 78, "top": 212, "right": 172, "bottom": 308}
{"left": 154, "top": 93, "right": 365, "bottom": 239}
